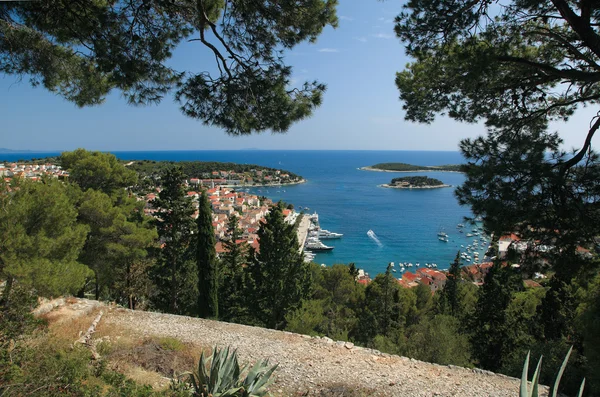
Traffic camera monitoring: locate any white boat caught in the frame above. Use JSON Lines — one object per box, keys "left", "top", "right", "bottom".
{"left": 318, "top": 229, "right": 343, "bottom": 239}
{"left": 438, "top": 236, "right": 449, "bottom": 242}
{"left": 305, "top": 239, "right": 334, "bottom": 251}
{"left": 437, "top": 231, "right": 448, "bottom": 237}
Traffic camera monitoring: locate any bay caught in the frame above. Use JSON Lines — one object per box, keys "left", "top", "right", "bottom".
{"left": 2, "top": 150, "right": 485, "bottom": 277}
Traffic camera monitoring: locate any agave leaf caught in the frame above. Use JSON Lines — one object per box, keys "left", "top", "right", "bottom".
{"left": 247, "top": 363, "right": 279, "bottom": 395}
{"left": 551, "top": 346, "right": 573, "bottom": 397}
{"left": 244, "top": 360, "right": 263, "bottom": 386}
{"left": 520, "top": 351, "right": 530, "bottom": 397}
{"left": 530, "top": 356, "right": 542, "bottom": 397}
{"left": 577, "top": 379, "right": 586, "bottom": 397}
{"left": 197, "top": 350, "right": 209, "bottom": 390}
{"left": 209, "top": 346, "right": 223, "bottom": 393}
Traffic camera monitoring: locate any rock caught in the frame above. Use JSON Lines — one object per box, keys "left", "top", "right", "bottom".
{"left": 345, "top": 342, "right": 354, "bottom": 349}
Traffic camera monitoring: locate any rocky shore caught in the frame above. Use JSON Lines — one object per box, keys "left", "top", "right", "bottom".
{"left": 379, "top": 183, "right": 451, "bottom": 189}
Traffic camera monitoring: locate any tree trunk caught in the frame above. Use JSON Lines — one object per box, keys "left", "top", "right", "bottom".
{"left": 171, "top": 255, "right": 177, "bottom": 313}
{"left": 95, "top": 273, "right": 99, "bottom": 300}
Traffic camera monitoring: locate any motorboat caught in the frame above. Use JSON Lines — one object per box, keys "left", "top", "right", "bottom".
{"left": 318, "top": 229, "right": 343, "bottom": 239}
{"left": 305, "top": 240, "right": 334, "bottom": 251}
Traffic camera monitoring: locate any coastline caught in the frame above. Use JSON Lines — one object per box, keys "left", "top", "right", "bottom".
{"left": 359, "top": 166, "right": 462, "bottom": 173}
{"left": 223, "top": 179, "right": 306, "bottom": 189}
{"left": 379, "top": 183, "right": 452, "bottom": 189}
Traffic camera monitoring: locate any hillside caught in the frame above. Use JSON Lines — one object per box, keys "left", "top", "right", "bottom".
{"left": 37, "top": 298, "right": 543, "bottom": 397}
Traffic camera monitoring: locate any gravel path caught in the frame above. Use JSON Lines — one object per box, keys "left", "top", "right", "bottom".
{"left": 45, "top": 299, "right": 547, "bottom": 396}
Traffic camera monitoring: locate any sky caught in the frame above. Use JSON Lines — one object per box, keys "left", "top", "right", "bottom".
{"left": 0, "top": 1, "right": 596, "bottom": 152}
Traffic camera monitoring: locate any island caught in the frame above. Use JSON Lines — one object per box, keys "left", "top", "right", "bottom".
{"left": 380, "top": 176, "right": 451, "bottom": 189}
{"left": 360, "top": 162, "right": 462, "bottom": 172}
{"left": 127, "top": 160, "right": 305, "bottom": 191}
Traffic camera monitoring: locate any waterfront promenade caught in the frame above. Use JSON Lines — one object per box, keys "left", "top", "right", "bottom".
{"left": 295, "top": 214, "right": 310, "bottom": 252}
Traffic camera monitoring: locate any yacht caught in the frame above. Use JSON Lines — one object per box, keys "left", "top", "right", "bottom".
{"left": 437, "top": 231, "right": 448, "bottom": 237}
{"left": 305, "top": 239, "right": 334, "bottom": 251}
{"left": 317, "top": 229, "right": 343, "bottom": 239}
{"left": 438, "top": 236, "right": 449, "bottom": 242}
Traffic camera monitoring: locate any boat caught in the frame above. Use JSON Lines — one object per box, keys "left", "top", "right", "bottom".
{"left": 305, "top": 239, "right": 334, "bottom": 251}
{"left": 466, "top": 233, "right": 473, "bottom": 237}
{"left": 317, "top": 229, "right": 343, "bottom": 239}
{"left": 438, "top": 236, "right": 449, "bottom": 242}
{"left": 437, "top": 231, "right": 448, "bottom": 237}
{"left": 457, "top": 223, "right": 465, "bottom": 228}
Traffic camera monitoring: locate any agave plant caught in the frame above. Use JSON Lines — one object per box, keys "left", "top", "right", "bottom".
{"left": 519, "top": 346, "right": 585, "bottom": 397}
{"left": 186, "top": 345, "right": 278, "bottom": 397}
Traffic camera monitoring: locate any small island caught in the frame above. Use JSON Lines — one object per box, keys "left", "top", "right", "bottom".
{"left": 380, "top": 176, "right": 451, "bottom": 189}
{"left": 360, "top": 162, "right": 462, "bottom": 172}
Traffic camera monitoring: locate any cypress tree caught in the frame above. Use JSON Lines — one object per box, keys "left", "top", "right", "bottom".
{"left": 470, "top": 262, "right": 522, "bottom": 371}
{"left": 438, "top": 252, "right": 462, "bottom": 317}
{"left": 247, "top": 203, "right": 310, "bottom": 329}
{"left": 196, "top": 191, "right": 218, "bottom": 319}
{"left": 220, "top": 214, "right": 248, "bottom": 321}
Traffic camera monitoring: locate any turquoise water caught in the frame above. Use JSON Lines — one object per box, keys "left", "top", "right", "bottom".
{"left": 2, "top": 150, "right": 487, "bottom": 276}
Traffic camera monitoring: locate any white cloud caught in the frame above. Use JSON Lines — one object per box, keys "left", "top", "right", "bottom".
{"left": 339, "top": 15, "right": 354, "bottom": 21}
{"left": 372, "top": 33, "right": 393, "bottom": 39}
{"left": 378, "top": 17, "right": 385, "bottom": 21}
{"left": 354, "top": 37, "right": 367, "bottom": 43}
{"left": 318, "top": 48, "right": 340, "bottom": 53}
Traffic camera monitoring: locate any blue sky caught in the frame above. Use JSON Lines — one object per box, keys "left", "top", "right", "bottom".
{"left": 0, "top": 1, "right": 595, "bottom": 152}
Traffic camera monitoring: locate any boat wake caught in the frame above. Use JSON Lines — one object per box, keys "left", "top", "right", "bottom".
{"left": 367, "top": 229, "right": 383, "bottom": 247}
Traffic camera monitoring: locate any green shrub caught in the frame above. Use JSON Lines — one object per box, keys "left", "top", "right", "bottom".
{"left": 158, "top": 337, "right": 186, "bottom": 352}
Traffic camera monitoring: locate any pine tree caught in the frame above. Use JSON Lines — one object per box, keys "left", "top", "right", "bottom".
{"left": 247, "top": 203, "right": 310, "bottom": 329}
{"left": 151, "top": 167, "right": 197, "bottom": 315}
{"left": 220, "top": 214, "right": 248, "bottom": 322}
{"left": 196, "top": 191, "right": 218, "bottom": 319}
{"left": 356, "top": 264, "right": 404, "bottom": 343}
{"left": 0, "top": 178, "right": 91, "bottom": 304}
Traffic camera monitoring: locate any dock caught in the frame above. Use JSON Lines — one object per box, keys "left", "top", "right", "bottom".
{"left": 295, "top": 214, "right": 311, "bottom": 252}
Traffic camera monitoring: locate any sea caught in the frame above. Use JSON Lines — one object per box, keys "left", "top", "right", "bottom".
{"left": 2, "top": 150, "right": 487, "bottom": 277}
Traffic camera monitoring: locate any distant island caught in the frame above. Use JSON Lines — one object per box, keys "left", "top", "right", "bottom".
{"left": 0, "top": 147, "right": 33, "bottom": 153}
{"left": 360, "top": 163, "right": 462, "bottom": 172}
{"left": 381, "top": 176, "right": 451, "bottom": 189}
{"left": 127, "top": 160, "right": 305, "bottom": 190}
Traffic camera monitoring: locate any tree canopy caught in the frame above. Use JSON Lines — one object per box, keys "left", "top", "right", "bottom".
{"left": 395, "top": 0, "right": 600, "bottom": 275}
{"left": 1, "top": 0, "right": 338, "bottom": 135}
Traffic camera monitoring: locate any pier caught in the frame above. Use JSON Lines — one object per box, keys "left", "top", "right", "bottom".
{"left": 295, "top": 214, "right": 311, "bottom": 252}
